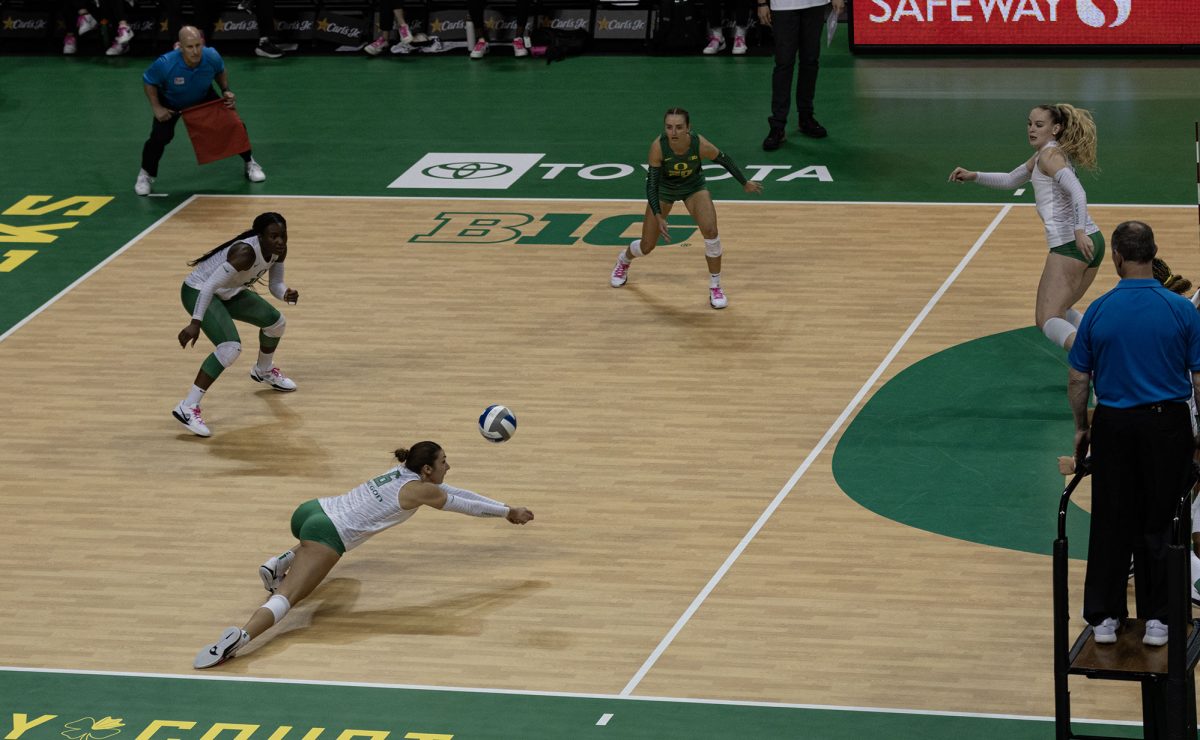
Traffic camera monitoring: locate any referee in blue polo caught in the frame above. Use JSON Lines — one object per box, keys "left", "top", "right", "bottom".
{"left": 135, "top": 26, "right": 266, "bottom": 197}
{"left": 1068, "top": 220, "right": 1200, "bottom": 647}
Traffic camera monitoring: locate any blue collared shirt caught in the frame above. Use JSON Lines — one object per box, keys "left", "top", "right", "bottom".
{"left": 1069, "top": 278, "right": 1200, "bottom": 408}
{"left": 143, "top": 47, "right": 225, "bottom": 110}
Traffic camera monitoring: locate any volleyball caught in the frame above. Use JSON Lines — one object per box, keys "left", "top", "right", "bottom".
{"left": 479, "top": 405, "right": 517, "bottom": 443}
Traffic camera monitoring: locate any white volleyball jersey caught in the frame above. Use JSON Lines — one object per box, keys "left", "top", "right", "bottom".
{"left": 318, "top": 466, "right": 420, "bottom": 551}
{"left": 1031, "top": 142, "right": 1098, "bottom": 249}
{"left": 184, "top": 235, "right": 277, "bottom": 300}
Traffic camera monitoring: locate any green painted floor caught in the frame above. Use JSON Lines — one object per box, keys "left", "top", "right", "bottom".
{"left": 1, "top": 669, "right": 1143, "bottom": 739}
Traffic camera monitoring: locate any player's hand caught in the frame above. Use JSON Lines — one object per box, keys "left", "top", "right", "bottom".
{"left": 757, "top": 5, "right": 771, "bottom": 25}
{"left": 284, "top": 288, "right": 299, "bottom": 305}
{"left": 178, "top": 321, "right": 201, "bottom": 348}
{"left": 656, "top": 215, "right": 671, "bottom": 242}
{"left": 1075, "top": 231, "right": 1093, "bottom": 262}
{"left": 744, "top": 180, "right": 764, "bottom": 195}
{"left": 222, "top": 90, "right": 236, "bottom": 109}
{"left": 948, "top": 167, "right": 975, "bottom": 183}
{"left": 507, "top": 507, "right": 534, "bottom": 524}
{"left": 153, "top": 105, "right": 176, "bottom": 122}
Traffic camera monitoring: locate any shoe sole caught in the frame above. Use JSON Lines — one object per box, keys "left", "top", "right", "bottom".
{"left": 1093, "top": 633, "right": 1117, "bottom": 644}
{"left": 611, "top": 279, "right": 627, "bottom": 287}
{"left": 194, "top": 627, "right": 245, "bottom": 669}
{"left": 710, "top": 302, "right": 727, "bottom": 309}
{"left": 172, "top": 409, "right": 212, "bottom": 437}
{"left": 255, "top": 49, "right": 283, "bottom": 59}
{"left": 251, "top": 373, "right": 297, "bottom": 392}
{"left": 259, "top": 564, "right": 278, "bottom": 593}
{"left": 1143, "top": 635, "right": 1168, "bottom": 647}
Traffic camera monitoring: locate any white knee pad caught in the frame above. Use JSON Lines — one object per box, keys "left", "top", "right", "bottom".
{"left": 213, "top": 341, "right": 242, "bottom": 368}
{"left": 629, "top": 239, "right": 644, "bottom": 258}
{"left": 261, "top": 315, "right": 287, "bottom": 339}
{"left": 704, "top": 237, "right": 722, "bottom": 259}
{"left": 262, "top": 594, "right": 291, "bottom": 625}
{"left": 1042, "top": 317, "right": 1076, "bottom": 349}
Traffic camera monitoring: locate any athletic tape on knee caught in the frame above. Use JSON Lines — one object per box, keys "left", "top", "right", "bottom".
{"left": 629, "top": 239, "right": 644, "bottom": 258}
{"left": 704, "top": 237, "right": 722, "bottom": 259}
{"left": 263, "top": 594, "right": 290, "bottom": 624}
{"left": 1042, "top": 317, "right": 1076, "bottom": 349}
{"left": 1065, "top": 308, "right": 1084, "bottom": 328}
{"left": 261, "top": 315, "right": 286, "bottom": 339}
{"left": 213, "top": 341, "right": 242, "bottom": 368}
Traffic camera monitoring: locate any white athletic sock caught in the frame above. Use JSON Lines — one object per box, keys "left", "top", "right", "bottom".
{"left": 256, "top": 352, "right": 274, "bottom": 373}
{"left": 1066, "top": 308, "right": 1084, "bottom": 328}
{"left": 617, "top": 251, "right": 631, "bottom": 265}
{"left": 710, "top": 273, "right": 721, "bottom": 288}
{"left": 184, "top": 385, "right": 206, "bottom": 407}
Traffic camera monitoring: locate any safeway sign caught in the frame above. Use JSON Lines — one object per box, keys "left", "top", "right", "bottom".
{"left": 851, "top": 0, "right": 1200, "bottom": 47}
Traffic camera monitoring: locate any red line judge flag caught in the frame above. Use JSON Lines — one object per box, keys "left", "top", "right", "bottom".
{"left": 181, "top": 98, "right": 252, "bottom": 165}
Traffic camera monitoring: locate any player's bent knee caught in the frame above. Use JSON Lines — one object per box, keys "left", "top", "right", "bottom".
{"left": 261, "top": 316, "right": 286, "bottom": 339}
{"left": 262, "top": 594, "right": 291, "bottom": 625}
{"left": 214, "top": 341, "right": 242, "bottom": 367}
{"left": 704, "top": 237, "right": 723, "bottom": 259}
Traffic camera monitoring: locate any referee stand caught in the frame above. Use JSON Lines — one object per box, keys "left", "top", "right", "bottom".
{"left": 1053, "top": 458, "right": 1200, "bottom": 740}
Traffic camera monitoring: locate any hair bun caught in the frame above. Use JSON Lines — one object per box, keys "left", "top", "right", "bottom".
{"left": 394, "top": 448, "right": 409, "bottom": 462}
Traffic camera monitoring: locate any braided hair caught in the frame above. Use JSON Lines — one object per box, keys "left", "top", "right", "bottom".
{"left": 187, "top": 212, "right": 287, "bottom": 266}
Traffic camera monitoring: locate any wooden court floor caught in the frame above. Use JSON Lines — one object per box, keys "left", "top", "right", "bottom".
{"left": 1, "top": 195, "right": 1198, "bottom": 722}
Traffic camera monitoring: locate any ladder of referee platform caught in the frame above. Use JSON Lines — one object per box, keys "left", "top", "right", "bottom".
{"left": 1053, "top": 461, "right": 1200, "bottom": 740}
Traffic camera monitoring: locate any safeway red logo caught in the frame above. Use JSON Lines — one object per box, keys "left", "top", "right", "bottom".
{"left": 853, "top": 0, "right": 1197, "bottom": 46}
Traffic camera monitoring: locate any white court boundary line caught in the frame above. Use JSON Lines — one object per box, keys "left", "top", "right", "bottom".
{"left": 0, "top": 195, "right": 198, "bottom": 346}
{"left": 619, "top": 204, "right": 1013, "bottom": 696}
{"left": 0, "top": 664, "right": 1138, "bottom": 727}
{"left": 193, "top": 192, "right": 1197, "bottom": 209}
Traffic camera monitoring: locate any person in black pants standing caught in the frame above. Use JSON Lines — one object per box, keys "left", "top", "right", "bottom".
{"left": 1068, "top": 221, "right": 1200, "bottom": 647}
{"left": 757, "top": 0, "right": 843, "bottom": 150}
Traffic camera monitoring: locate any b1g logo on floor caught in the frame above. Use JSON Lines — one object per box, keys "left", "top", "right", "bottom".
{"left": 389, "top": 153, "right": 545, "bottom": 190}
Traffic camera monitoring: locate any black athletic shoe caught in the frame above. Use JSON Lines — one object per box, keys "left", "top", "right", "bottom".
{"left": 256, "top": 38, "right": 283, "bottom": 58}
{"left": 798, "top": 116, "right": 828, "bottom": 139}
{"left": 762, "top": 128, "right": 786, "bottom": 151}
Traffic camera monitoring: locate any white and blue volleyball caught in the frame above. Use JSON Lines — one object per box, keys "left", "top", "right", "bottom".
{"left": 478, "top": 405, "right": 517, "bottom": 443}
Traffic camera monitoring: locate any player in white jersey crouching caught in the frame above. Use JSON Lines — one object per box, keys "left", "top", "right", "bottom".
{"left": 949, "top": 103, "right": 1103, "bottom": 353}
{"left": 194, "top": 441, "right": 535, "bottom": 668}
{"left": 174, "top": 212, "right": 300, "bottom": 437}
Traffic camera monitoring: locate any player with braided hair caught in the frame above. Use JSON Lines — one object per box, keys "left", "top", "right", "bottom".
{"left": 173, "top": 211, "right": 299, "bottom": 437}
{"left": 949, "top": 103, "right": 1103, "bottom": 352}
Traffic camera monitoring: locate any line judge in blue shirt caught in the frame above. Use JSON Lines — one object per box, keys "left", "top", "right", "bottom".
{"left": 136, "top": 26, "right": 266, "bottom": 197}
{"left": 1068, "top": 220, "right": 1200, "bottom": 648}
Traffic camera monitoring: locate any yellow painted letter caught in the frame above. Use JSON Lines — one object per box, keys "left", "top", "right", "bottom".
{"left": 4, "top": 196, "right": 114, "bottom": 217}
{"left": 7, "top": 714, "right": 57, "bottom": 739}
{"left": 198, "top": 724, "right": 258, "bottom": 740}
{"left": 0, "top": 222, "right": 77, "bottom": 244}
{"left": 135, "top": 720, "right": 197, "bottom": 740}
